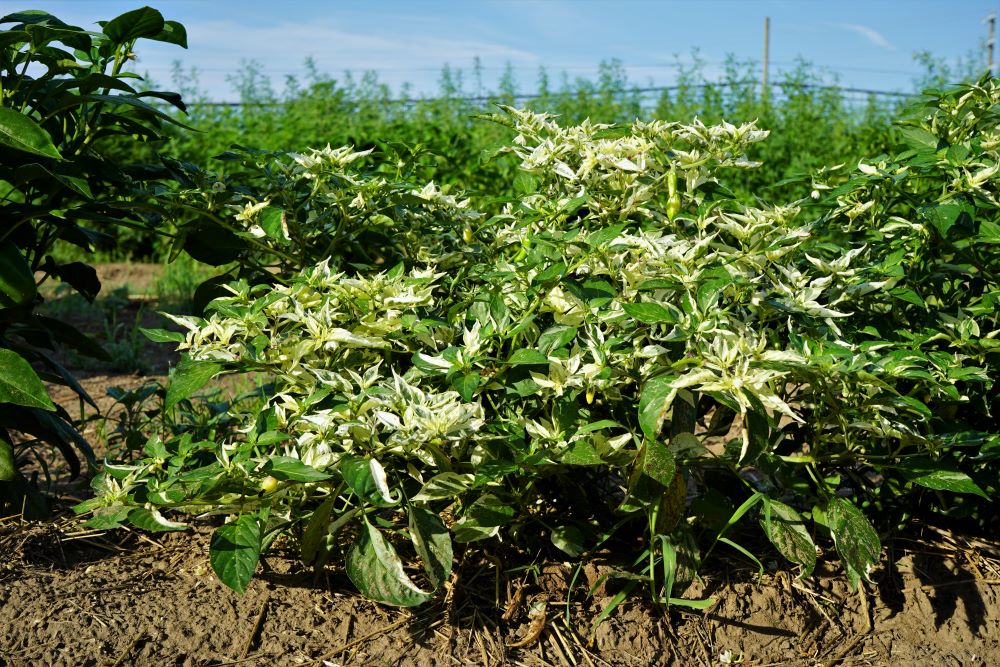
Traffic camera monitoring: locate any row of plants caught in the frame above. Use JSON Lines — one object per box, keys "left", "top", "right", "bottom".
{"left": 96, "top": 49, "right": 936, "bottom": 260}
{"left": 85, "top": 92, "right": 999, "bottom": 607}
{"left": 2, "top": 7, "right": 997, "bottom": 616}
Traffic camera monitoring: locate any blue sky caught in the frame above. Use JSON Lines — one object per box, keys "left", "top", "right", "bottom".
{"left": 22, "top": 0, "right": 1000, "bottom": 101}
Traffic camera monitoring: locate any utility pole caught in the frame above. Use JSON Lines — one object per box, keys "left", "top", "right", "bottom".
{"left": 762, "top": 16, "right": 770, "bottom": 100}
{"left": 986, "top": 12, "right": 997, "bottom": 74}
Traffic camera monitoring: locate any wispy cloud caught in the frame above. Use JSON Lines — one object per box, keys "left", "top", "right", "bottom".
{"left": 837, "top": 23, "right": 895, "bottom": 51}
{"left": 128, "top": 19, "right": 539, "bottom": 98}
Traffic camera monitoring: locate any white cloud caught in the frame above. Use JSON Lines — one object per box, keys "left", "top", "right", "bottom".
{"left": 837, "top": 23, "right": 896, "bottom": 51}
{"left": 131, "top": 19, "right": 539, "bottom": 99}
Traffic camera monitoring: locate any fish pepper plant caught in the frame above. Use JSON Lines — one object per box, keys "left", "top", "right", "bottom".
{"left": 0, "top": 7, "right": 188, "bottom": 516}
{"left": 78, "top": 92, "right": 997, "bottom": 605}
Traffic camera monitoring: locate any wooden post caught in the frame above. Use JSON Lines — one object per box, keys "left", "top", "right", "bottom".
{"left": 762, "top": 16, "right": 770, "bottom": 100}
{"left": 987, "top": 12, "right": 997, "bottom": 74}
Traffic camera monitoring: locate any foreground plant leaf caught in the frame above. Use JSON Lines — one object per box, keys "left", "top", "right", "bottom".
{"left": 408, "top": 505, "right": 452, "bottom": 588}
{"left": 165, "top": 358, "right": 223, "bottom": 410}
{"left": 760, "top": 497, "right": 816, "bottom": 578}
{"left": 347, "top": 517, "right": 433, "bottom": 607}
{"left": 898, "top": 459, "right": 989, "bottom": 499}
{"left": 826, "top": 497, "right": 880, "bottom": 589}
{"left": 0, "top": 350, "right": 56, "bottom": 411}
{"left": 210, "top": 515, "right": 262, "bottom": 594}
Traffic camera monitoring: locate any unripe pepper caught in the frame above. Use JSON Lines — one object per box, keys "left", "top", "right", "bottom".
{"left": 259, "top": 475, "right": 279, "bottom": 495}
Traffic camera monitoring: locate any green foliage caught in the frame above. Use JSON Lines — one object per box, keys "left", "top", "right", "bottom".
{"left": 98, "top": 54, "right": 905, "bottom": 264}
{"left": 76, "top": 70, "right": 1000, "bottom": 608}
{"left": 0, "top": 7, "right": 187, "bottom": 514}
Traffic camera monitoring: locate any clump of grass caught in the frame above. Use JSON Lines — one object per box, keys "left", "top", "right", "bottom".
{"left": 154, "top": 254, "right": 228, "bottom": 313}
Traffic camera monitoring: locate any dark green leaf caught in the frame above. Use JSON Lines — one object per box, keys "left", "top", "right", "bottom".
{"left": 642, "top": 438, "right": 676, "bottom": 488}
{"left": 165, "top": 358, "right": 222, "bottom": 410}
{"left": 0, "top": 241, "right": 36, "bottom": 308}
{"left": 210, "top": 514, "right": 261, "bottom": 594}
{"left": 300, "top": 497, "right": 335, "bottom": 565}
{"left": 898, "top": 460, "right": 989, "bottom": 498}
{"left": 140, "top": 327, "right": 186, "bottom": 344}
{"left": 346, "top": 518, "right": 433, "bottom": 607}
{"left": 0, "top": 107, "right": 62, "bottom": 159}
{"left": 263, "top": 456, "right": 331, "bottom": 482}
{"left": 150, "top": 20, "right": 187, "bottom": 48}
{"left": 0, "top": 438, "right": 14, "bottom": 481}
{"left": 623, "top": 302, "right": 676, "bottom": 324}
{"left": 451, "top": 372, "right": 480, "bottom": 402}
{"left": 537, "top": 325, "right": 577, "bottom": 354}
{"left": 408, "top": 506, "right": 452, "bottom": 588}
{"left": 551, "top": 524, "right": 586, "bottom": 557}
{"left": 413, "top": 472, "right": 474, "bottom": 501}
{"left": 102, "top": 6, "right": 164, "bottom": 43}
{"left": 760, "top": 498, "right": 816, "bottom": 577}
{"left": 259, "top": 206, "right": 288, "bottom": 243}
{"left": 453, "top": 493, "right": 515, "bottom": 543}
{"left": 897, "top": 125, "right": 939, "bottom": 151}
{"left": 127, "top": 508, "right": 187, "bottom": 532}
{"left": 826, "top": 497, "right": 880, "bottom": 589}
{"left": 638, "top": 374, "right": 674, "bottom": 440}
{"left": 0, "top": 349, "right": 56, "bottom": 411}
{"left": 50, "top": 261, "right": 100, "bottom": 302}
{"left": 507, "top": 348, "right": 549, "bottom": 366}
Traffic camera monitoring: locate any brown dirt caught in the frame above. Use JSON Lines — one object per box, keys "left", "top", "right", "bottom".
{"left": 1, "top": 518, "right": 998, "bottom": 666}
{"left": 3, "top": 264, "right": 999, "bottom": 666}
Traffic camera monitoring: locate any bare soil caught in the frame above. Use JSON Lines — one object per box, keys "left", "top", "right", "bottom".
{"left": 2, "top": 264, "right": 999, "bottom": 666}
{"left": 2, "top": 517, "right": 998, "bottom": 666}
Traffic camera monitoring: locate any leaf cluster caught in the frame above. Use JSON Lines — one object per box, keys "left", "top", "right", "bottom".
{"left": 0, "top": 7, "right": 187, "bottom": 514}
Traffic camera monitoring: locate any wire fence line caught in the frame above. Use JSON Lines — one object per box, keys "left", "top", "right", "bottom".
{"left": 181, "top": 80, "right": 916, "bottom": 109}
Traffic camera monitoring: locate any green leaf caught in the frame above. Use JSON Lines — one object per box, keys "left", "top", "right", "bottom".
{"left": 0, "top": 241, "right": 36, "bottom": 308}
{"left": 760, "top": 498, "right": 816, "bottom": 577}
{"left": 897, "top": 125, "right": 939, "bottom": 151}
{"left": 408, "top": 506, "right": 452, "bottom": 588}
{"left": 102, "top": 6, "right": 165, "bottom": 43}
{"left": 0, "top": 438, "right": 15, "bottom": 481}
{"left": 259, "top": 206, "right": 289, "bottom": 243}
{"left": 451, "top": 371, "right": 480, "bottom": 402}
{"left": 642, "top": 438, "right": 676, "bottom": 488}
{"left": 551, "top": 524, "right": 586, "bottom": 557}
{"left": 537, "top": 325, "right": 577, "bottom": 355}
{"left": 586, "top": 223, "right": 627, "bottom": 247}
{"left": 340, "top": 456, "right": 395, "bottom": 506}
{"left": 622, "top": 302, "right": 676, "bottom": 324}
{"left": 0, "top": 107, "right": 62, "bottom": 159}
{"left": 507, "top": 348, "right": 549, "bottom": 366}
{"left": 413, "top": 472, "right": 474, "bottom": 501}
{"left": 140, "top": 327, "right": 186, "bottom": 344}
{"left": 638, "top": 374, "right": 673, "bottom": 440}
{"left": 453, "top": 493, "right": 515, "bottom": 543}
{"left": 300, "top": 497, "right": 335, "bottom": 565}
{"left": 560, "top": 439, "right": 603, "bottom": 465}
{"left": 0, "top": 349, "right": 56, "bottom": 411}
{"left": 151, "top": 19, "right": 187, "bottom": 48}
{"left": 263, "top": 456, "right": 331, "bottom": 482}
{"left": 84, "top": 506, "right": 131, "bottom": 530}
{"left": 210, "top": 514, "right": 261, "bottom": 594}
{"left": 826, "top": 497, "right": 880, "bottom": 589}
{"left": 898, "top": 461, "right": 989, "bottom": 499}
{"left": 346, "top": 518, "right": 433, "bottom": 607}
{"left": 165, "top": 358, "right": 222, "bottom": 410}
{"left": 127, "top": 508, "right": 187, "bottom": 532}
{"left": 923, "top": 201, "right": 973, "bottom": 237}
